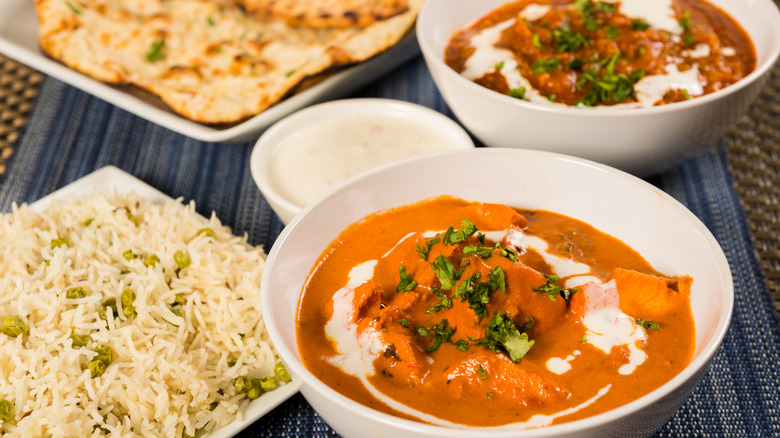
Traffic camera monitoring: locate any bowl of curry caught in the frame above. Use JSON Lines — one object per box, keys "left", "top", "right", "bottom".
{"left": 260, "top": 148, "right": 733, "bottom": 438}
{"left": 416, "top": 0, "right": 780, "bottom": 176}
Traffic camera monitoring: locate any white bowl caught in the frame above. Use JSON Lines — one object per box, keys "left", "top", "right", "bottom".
{"left": 260, "top": 148, "right": 733, "bottom": 438}
{"left": 250, "top": 98, "right": 474, "bottom": 224}
{"left": 416, "top": 0, "right": 780, "bottom": 176}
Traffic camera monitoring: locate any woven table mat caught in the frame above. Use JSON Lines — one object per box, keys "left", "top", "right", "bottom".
{"left": 0, "top": 55, "right": 43, "bottom": 175}
{"left": 0, "top": 51, "right": 779, "bottom": 313}
{"left": 723, "top": 63, "right": 780, "bottom": 313}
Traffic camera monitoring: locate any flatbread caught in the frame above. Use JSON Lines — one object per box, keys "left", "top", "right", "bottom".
{"left": 33, "top": 0, "right": 422, "bottom": 124}
{"left": 238, "top": 0, "right": 410, "bottom": 28}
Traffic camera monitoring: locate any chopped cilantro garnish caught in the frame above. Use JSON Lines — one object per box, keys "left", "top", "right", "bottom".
{"left": 606, "top": 25, "right": 619, "bottom": 40}
{"left": 679, "top": 11, "right": 692, "bottom": 30}
{"left": 426, "top": 289, "right": 454, "bottom": 314}
{"left": 684, "top": 32, "right": 695, "bottom": 45}
{"left": 532, "top": 57, "right": 560, "bottom": 74}
{"left": 488, "top": 266, "right": 506, "bottom": 294}
{"left": 636, "top": 318, "right": 661, "bottom": 330}
{"left": 285, "top": 69, "right": 297, "bottom": 77}
{"left": 494, "top": 60, "right": 505, "bottom": 70}
{"left": 569, "top": 58, "right": 584, "bottom": 70}
{"left": 416, "top": 320, "right": 459, "bottom": 353}
{"left": 580, "top": 333, "right": 588, "bottom": 343}
{"left": 680, "top": 89, "right": 692, "bottom": 100}
{"left": 632, "top": 18, "right": 649, "bottom": 31}
{"left": 452, "top": 268, "right": 504, "bottom": 322}
{"left": 576, "top": 53, "right": 644, "bottom": 106}
{"left": 207, "top": 16, "right": 216, "bottom": 26}
{"left": 509, "top": 86, "right": 526, "bottom": 99}
{"left": 499, "top": 245, "right": 519, "bottom": 261}
{"left": 430, "top": 255, "right": 463, "bottom": 291}
{"left": 463, "top": 245, "right": 494, "bottom": 258}
{"left": 474, "top": 313, "right": 535, "bottom": 362}
{"left": 442, "top": 219, "right": 478, "bottom": 245}
{"left": 398, "top": 318, "right": 409, "bottom": 328}
{"left": 477, "top": 365, "right": 489, "bottom": 380}
{"left": 553, "top": 26, "right": 588, "bottom": 52}
{"left": 453, "top": 340, "right": 469, "bottom": 351}
{"left": 66, "top": 1, "right": 82, "bottom": 14}
{"left": 396, "top": 266, "right": 417, "bottom": 292}
{"left": 533, "top": 274, "right": 578, "bottom": 302}
{"left": 532, "top": 33, "right": 545, "bottom": 50}
{"left": 416, "top": 237, "right": 440, "bottom": 260}
{"left": 144, "top": 40, "right": 166, "bottom": 63}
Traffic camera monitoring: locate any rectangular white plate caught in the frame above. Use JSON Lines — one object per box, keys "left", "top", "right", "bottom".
{"left": 30, "top": 166, "right": 302, "bottom": 437}
{"left": 0, "top": 0, "right": 420, "bottom": 143}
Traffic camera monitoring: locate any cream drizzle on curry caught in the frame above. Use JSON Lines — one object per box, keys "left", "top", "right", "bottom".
{"left": 444, "top": 0, "right": 756, "bottom": 107}
{"left": 297, "top": 197, "right": 694, "bottom": 428}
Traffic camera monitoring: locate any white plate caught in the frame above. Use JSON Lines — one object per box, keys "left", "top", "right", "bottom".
{"left": 30, "top": 165, "right": 302, "bottom": 437}
{"left": 0, "top": 0, "right": 420, "bottom": 143}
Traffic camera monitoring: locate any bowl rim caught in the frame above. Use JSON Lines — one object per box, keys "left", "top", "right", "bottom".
{"left": 261, "top": 147, "right": 735, "bottom": 436}
{"left": 250, "top": 97, "right": 475, "bottom": 223}
{"left": 415, "top": 0, "right": 780, "bottom": 118}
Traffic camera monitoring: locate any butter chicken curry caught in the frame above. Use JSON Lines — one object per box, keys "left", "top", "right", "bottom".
{"left": 297, "top": 196, "right": 694, "bottom": 428}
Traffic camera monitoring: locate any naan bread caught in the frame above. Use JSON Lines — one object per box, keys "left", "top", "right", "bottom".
{"left": 33, "top": 0, "right": 422, "bottom": 124}
{"left": 239, "top": 0, "right": 409, "bottom": 28}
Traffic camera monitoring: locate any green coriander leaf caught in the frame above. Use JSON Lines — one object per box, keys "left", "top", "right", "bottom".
{"left": 509, "top": 87, "right": 526, "bottom": 99}
{"left": 606, "top": 25, "right": 619, "bottom": 40}
{"left": 636, "top": 318, "right": 661, "bottom": 330}
{"left": 398, "top": 318, "right": 409, "bottom": 328}
{"left": 475, "top": 313, "right": 535, "bottom": 362}
{"left": 477, "top": 365, "right": 489, "bottom": 380}
{"left": 532, "top": 57, "right": 560, "bottom": 74}
{"left": 533, "top": 274, "right": 578, "bottom": 301}
{"left": 396, "top": 266, "right": 418, "bottom": 292}
{"left": 553, "top": 26, "right": 588, "bottom": 52}
{"left": 144, "top": 40, "right": 166, "bottom": 63}
{"left": 531, "top": 33, "right": 545, "bottom": 50}
{"left": 426, "top": 289, "right": 454, "bottom": 314}
{"left": 679, "top": 11, "right": 692, "bottom": 30}
{"left": 442, "top": 219, "right": 478, "bottom": 245}
{"left": 488, "top": 266, "right": 506, "bottom": 294}
{"left": 569, "top": 58, "right": 584, "bottom": 70}
{"left": 632, "top": 18, "right": 649, "bottom": 30}
{"left": 463, "top": 245, "right": 494, "bottom": 258}
{"left": 684, "top": 32, "right": 695, "bottom": 45}
{"left": 416, "top": 237, "right": 440, "bottom": 260}
{"left": 66, "top": 1, "right": 82, "bottom": 14}
{"left": 594, "top": 1, "right": 616, "bottom": 13}
{"left": 499, "top": 245, "right": 519, "bottom": 261}
{"left": 415, "top": 319, "right": 457, "bottom": 353}
{"left": 494, "top": 60, "right": 505, "bottom": 70}
{"left": 431, "top": 255, "right": 461, "bottom": 290}
{"left": 207, "top": 16, "right": 216, "bottom": 26}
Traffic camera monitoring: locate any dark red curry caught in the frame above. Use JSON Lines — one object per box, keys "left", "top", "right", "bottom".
{"left": 444, "top": 0, "right": 756, "bottom": 107}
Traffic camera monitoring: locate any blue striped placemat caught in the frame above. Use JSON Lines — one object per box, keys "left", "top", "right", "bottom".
{"left": 1, "top": 56, "right": 778, "bottom": 437}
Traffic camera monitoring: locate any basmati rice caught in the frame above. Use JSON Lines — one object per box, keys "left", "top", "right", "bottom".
{"left": 0, "top": 193, "right": 281, "bottom": 437}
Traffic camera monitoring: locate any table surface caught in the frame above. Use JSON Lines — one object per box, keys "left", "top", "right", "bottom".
{"left": 1, "top": 21, "right": 779, "bottom": 438}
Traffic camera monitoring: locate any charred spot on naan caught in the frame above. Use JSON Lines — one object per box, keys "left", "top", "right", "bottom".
{"left": 238, "top": 0, "right": 410, "bottom": 29}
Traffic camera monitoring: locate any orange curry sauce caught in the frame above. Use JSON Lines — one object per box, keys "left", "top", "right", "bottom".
{"left": 444, "top": 0, "right": 755, "bottom": 107}
{"left": 297, "top": 197, "right": 694, "bottom": 427}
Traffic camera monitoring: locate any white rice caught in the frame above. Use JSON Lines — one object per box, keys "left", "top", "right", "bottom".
{"left": 0, "top": 193, "right": 279, "bottom": 437}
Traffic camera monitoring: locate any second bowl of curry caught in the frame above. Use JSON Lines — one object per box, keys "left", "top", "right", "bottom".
{"left": 417, "top": 0, "right": 780, "bottom": 176}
